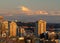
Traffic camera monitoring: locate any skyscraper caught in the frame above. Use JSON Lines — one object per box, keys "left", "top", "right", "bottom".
{"left": 10, "top": 21, "right": 17, "bottom": 37}
{"left": 0, "top": 16, "right": 4, "bottom": 37}
{"left": 38, "top": 20, "right": 46, "bottom": 35}
{"left": 0, "top": 16, "right": 4, "bottom": 22}
{"left": 35, "top": 20, "right": 46, "bottom": 37}
{"left": 2, "top": 21, "right": 8, "bottom": 32}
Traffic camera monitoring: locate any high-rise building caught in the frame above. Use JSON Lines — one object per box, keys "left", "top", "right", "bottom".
{"left": 35, "top": 20, "right": 46, "bottom": 36}
{"left": 1, "top": 21, "right": 8, "bottom": 37}
{"left": 10, "top": 21, "right": 17, "bottom": 37}
{"left": 20, "top": 27, "right": 26, "bottom": 37}
{"left": 38, "top": 20, "right": 46, "bottom": 35}
{"left": 0, "top": 16, "right": 4, "bottom": 22}
{"left": 17, "top": 27, "right": 26, "bottom": 37}
{"left": 0, "top": 16, "right": 4, "bottom": 37}
{"left": 2, "top": 21, "right": 8, "bottom": 32}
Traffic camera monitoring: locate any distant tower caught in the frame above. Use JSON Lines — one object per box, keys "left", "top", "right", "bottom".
{"left": 10, "top": 21, "right": 17, "bottom": 37}
{"left": 35, "top": 20, "right": 46, "bottom": 36}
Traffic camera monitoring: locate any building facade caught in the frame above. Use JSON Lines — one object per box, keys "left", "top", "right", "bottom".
{"left": 0, "top": 16, "right": 4, "bottom": 37}
{"left": 35, "top": 20, "right": 46, "bottom": 37}
{"left": 10, "top": 21, "right": 17, "bottom": 37}
{"left": 2, "top": 21, "right": 9, "bottom": 37}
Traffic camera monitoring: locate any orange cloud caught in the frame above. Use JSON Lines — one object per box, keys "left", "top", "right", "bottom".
{"left": 1, "top": 7, "right": 60, "bottom": 16}
{"left": 16, "top": 6, "right": 49, "bottom": 15}
{"left": 20, "top": 6, "right": 31, "bottom": 12}
{"left": 34, "top": 10, "right": 48, "bottom": 15}
{"left": 19, "top": 6, "right": 34, "bottom": 15}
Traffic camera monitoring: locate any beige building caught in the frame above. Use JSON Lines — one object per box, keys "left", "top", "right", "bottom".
{"left": 20, "top": 27, "right": 26, "bottom": 36}
{"left": 10, "top": 21, "right": 17, "bottom": 37}
{"left": 2, "top": 21, "right": 8, "bottom": 32}
{"left": 0, "top": 16, "right": 4, "bottom": 22}
{"left": 0, "top": 16, "right": 4, "bottom": 36}
{"left": 38, "top": 20, "right": 46, "bottom": 35}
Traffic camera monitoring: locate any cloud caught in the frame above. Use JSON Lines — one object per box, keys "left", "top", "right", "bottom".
{"left": 17, "top": 6, "right": 49, "bottom": 15}
{"left": 20, "top": 6, "right": 31, "bottom": 12}
{"left": 0, "top": 6, "right": 60, "bottom": 16}
{"left": 16, "top": 6, "right": 34, "bottom": 15}
{"left": 34, "top": 10, "right": 48, "bottom": 15}
{"left": 50, "top": 11, "right": 60, "bottom": 15}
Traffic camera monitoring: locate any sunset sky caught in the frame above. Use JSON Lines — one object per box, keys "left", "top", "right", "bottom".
{"left": 0, "top": 0, "right": 60, "bottom": 23}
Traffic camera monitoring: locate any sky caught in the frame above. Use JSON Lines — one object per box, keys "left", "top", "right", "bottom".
{"left": 0, "top": 0, "right": 60, "bottom": 9}
{"left": 0, "top": 0, "right": 60, "bottom": 23}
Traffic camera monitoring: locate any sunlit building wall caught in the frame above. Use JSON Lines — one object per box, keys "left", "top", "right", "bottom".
{"left": 0, "top": 23, "right": 2, "bottom": 36}
{"left": 10, "top": 21, "right": 17, "bottom": 37}
{"left": 35, "top": 20, "right": 46, "bottom": 37}
{"left": 0, "top": 16, "right": 4, "bottom": 22}
{"left": 18, "top": 27, "right": 26, "bottom": 37}
{"left": 2, "top": 21, "right": 8, "bottom": 32}
{"left": 20, "top": 27, "right": 26, "bottom": 36}
{"left": 38, "top": 20, "right": 46, "bottom": 35}
{"left": 0, "top": 16, "right": 4, "bottom": 36}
